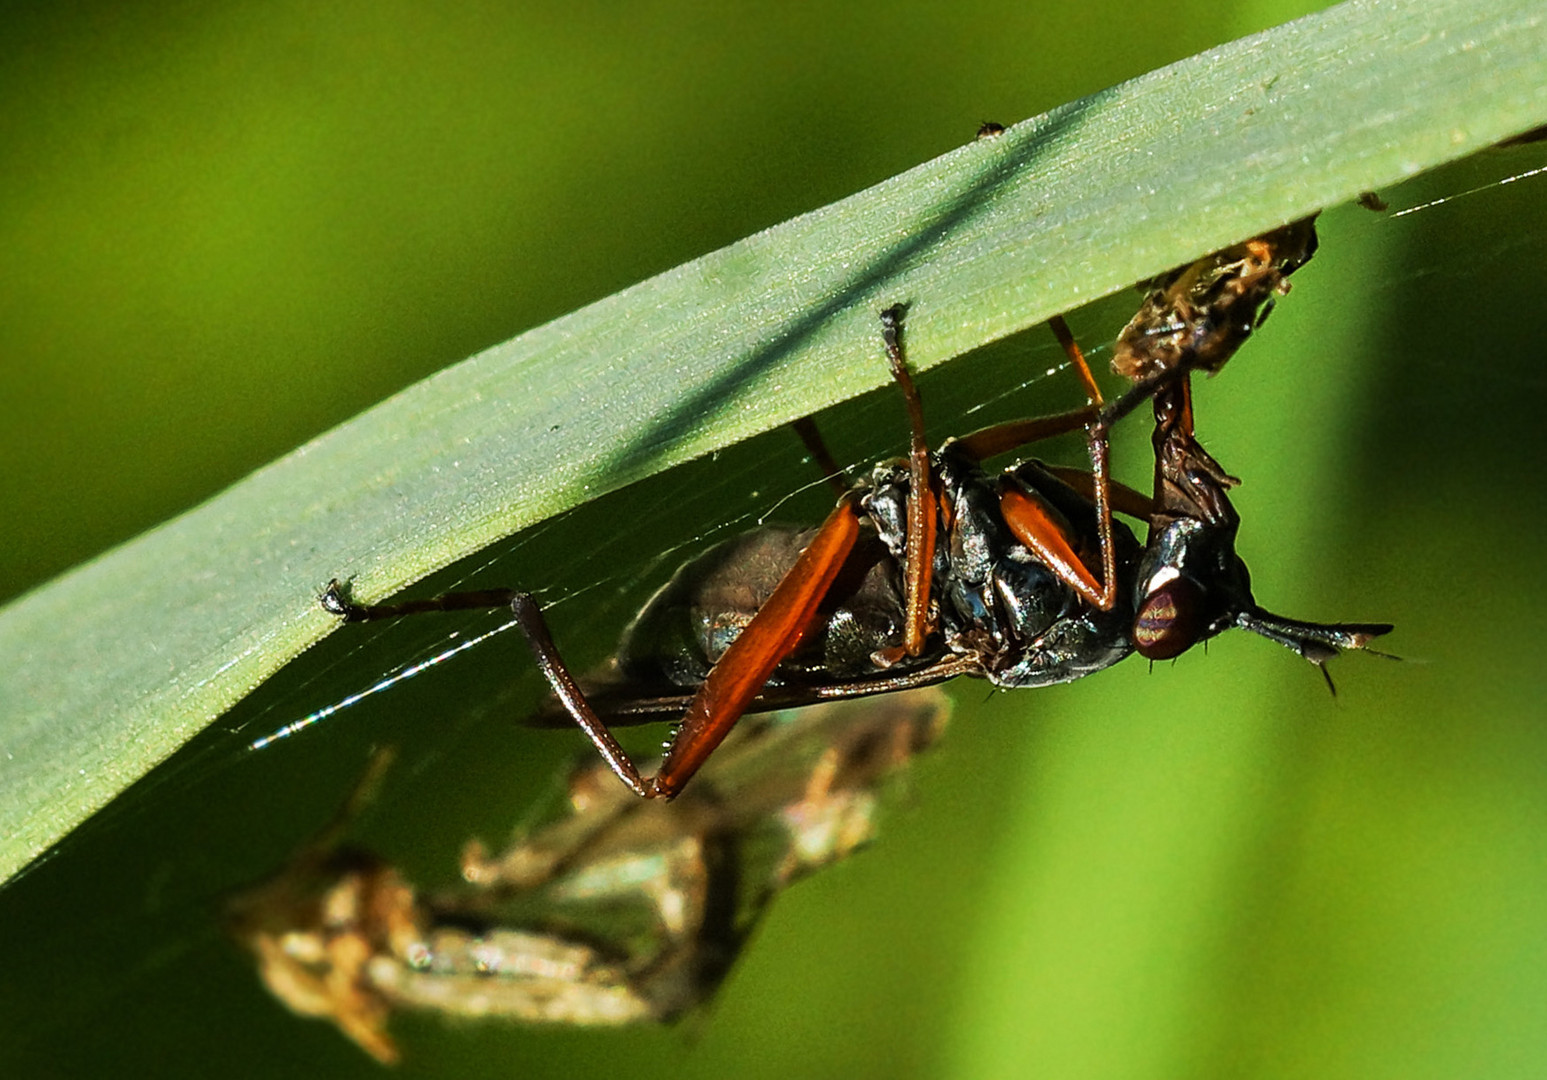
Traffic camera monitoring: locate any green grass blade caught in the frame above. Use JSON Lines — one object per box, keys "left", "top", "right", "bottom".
{"left": 1, "top": 0, "right": 1543, "bottom": 886}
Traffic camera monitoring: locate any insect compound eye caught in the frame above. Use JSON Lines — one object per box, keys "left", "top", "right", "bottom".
{"left": 1133, "top": 577, "right": 1206, "bottom": 660}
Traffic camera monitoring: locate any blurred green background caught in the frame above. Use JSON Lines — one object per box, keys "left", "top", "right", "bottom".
{"left": 4, "top": 1, "right": 1546, "bottom": 1078}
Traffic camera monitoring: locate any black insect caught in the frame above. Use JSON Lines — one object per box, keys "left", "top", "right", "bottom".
{"left": 324, "top": 223, "right": 1389, "bottom": 798}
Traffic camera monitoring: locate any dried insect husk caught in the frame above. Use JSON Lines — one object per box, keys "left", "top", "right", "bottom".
{"left": 230, "top": 687, "right": 950, "bottom": 1062}
{"left": 1111, "top": 217, "right": 1319, "bottom": 382}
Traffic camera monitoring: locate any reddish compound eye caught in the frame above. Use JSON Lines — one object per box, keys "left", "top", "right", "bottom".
{"left": 1133, "top": 578, "right": 1206, "bottom": 660}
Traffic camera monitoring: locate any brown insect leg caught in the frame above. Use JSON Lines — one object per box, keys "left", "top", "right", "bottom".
{"left": 325, "top": 503, "right": 863, "bottom": 801}
{"left": 1052, "top": 316, "right": 1121, "bottom": 612}
{"left": 653, "top": 499, "right": 864, "bottom": 798}
{"left": 791, "top": 416, "right": 851, "bottom": 498}
{"left": 950, "top": 317, "right": 1124, "bottom": 612}
{"left": 1048, "top": 314, "right": 1105, "bottom": 406}
{"left": 322, "top": 579, "right": 662, "bottom": 796}
{"left": 947, "top": 314, "right": 1109, "bottom": 461}
{"left": 1038, "top": 464, "right": 1156, "bottom": 520}
{"left": 1079, "top": 420, "right": 1119, "bottom": 611}
{"left": 506, "top": 593, "right": 655, "bottom": 797}
{"left": 949, "top": 405, "right": 1100, "bottom": 461}
{"left": 879, "top": 305, "right": 937, "bottom": 659}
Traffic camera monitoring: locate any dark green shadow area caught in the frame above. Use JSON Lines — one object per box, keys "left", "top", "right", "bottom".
{"left": 602, "top": 93, "right": 1106, "bottom": 477}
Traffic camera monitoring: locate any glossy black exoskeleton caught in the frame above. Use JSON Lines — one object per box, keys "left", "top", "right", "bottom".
{"left": 613, "top": 444, "right": 1143, "bottom": 705}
